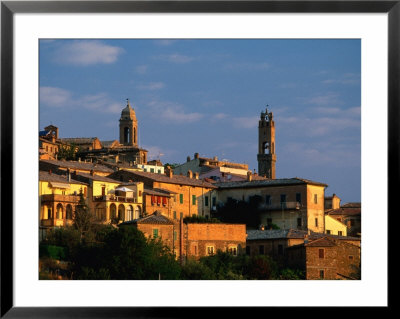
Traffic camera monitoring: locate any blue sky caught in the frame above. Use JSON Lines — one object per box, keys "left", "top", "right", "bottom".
{"left": 39, "top": 39, "right": 361, "bottom": 203}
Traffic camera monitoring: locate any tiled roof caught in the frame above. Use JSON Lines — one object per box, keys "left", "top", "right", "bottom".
{"left": 74, "top": 172, "right": 121, "bottom": 184}
{"left": 40, "top": 159, "right": 114, "bottom": 173}
{"left": 216, "top": 177, "right": 327, "bottom": 189}
{"left": 120, "top": 212, "right": 174, "bottom": 225}
{"left": 341, "top": 202, "right": 361, "bottom": 208}
{"left": 304, "top": 237, "right": 337, "bottom": 247}
{"left": 143, "top": 187, "right": 176, "bottom": 196}
{"left": 246, "top": 228, "right": 360, "bottom": 242}
{"left": 116, "top": 169, "right": 217, "bottom": 189}
{"left": 39, "top": 171, "right": 88, "bottom": 185}
{"left": 325, "top": 207, "right": 361, "bottom": 216}
{"left": 59, "top": 137, "right": 98, "bottom": 145}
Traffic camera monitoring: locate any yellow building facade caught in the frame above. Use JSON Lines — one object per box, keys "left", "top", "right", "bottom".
{"left": 324, "top": 215, "right": 348, "bottom": 236}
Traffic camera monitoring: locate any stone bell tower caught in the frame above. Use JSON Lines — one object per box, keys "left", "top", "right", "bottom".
{"left": 119, "top": 99, "right": 138, "bottom": 147}
{"left": 257, "top": 106, "right": 276, "bottom": 179}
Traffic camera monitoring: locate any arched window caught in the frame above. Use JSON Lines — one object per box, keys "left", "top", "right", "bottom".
{"left": 110, "top": 204, "right": 117, "bottom": 220}
{"left": 66, "top": 204, "right": 73, "bottom": 220}
{"left": 134, "top": 206, "right": 141, "bottom": 219}
{"left": 133, "top": 127, "right": 136, "bottom": 144}
{"left": 126, "top": 205, "right": 133, "bottom": 221}
{"left": 124, "top": 127, "right": 130, "bottom": 144}
{"left": 56, "top": 204, "right": 63, "bottom": 219}
{"left": 118, "top": 205, "right": 125, "bottom": 222}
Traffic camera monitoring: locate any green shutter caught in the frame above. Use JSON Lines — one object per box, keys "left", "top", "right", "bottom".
{"left": 153, "top": 229, "right": 158, "bottom": 238}
{"left": 180, "top": 194, "right": 183, "bottom": 204}
{"left": 192, "top": 195, "right": 196, "bottom": 205}
{"left": 205, "top": 196, "right": 209, "bottom": 206}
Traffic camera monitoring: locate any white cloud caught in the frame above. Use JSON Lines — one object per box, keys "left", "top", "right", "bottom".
{"left": 154, "top": 40, "right": 177, "bottom": 46}
{"left": 136, "top": 82, "right": 165, "bottom": 90}
{"left": 40, "top": 86, "right": 123, "bottom": 114}
{"left": 146, "top": 100, "right": 203, "bottom": 123}
{"left": 154, "top": 53, "right": 194, "bottom": 64}
{"left": 53, "top": 40, "right": 124, "bottom": 66}
{"left": 322, "top": 73, "right": 360, "bottom": 85}
{"left": 40, "top": 87, "right": 71, "bottom": 107}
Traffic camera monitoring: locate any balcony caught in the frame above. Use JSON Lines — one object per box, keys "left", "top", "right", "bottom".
{"left": 93, "top": 195, "right": 138, "bottom": 203}
{"left": 41, "top": 194, "right": 80, "bottom": 203}
{"left": 260, "top": 201, "right": 301, "bottom": 211}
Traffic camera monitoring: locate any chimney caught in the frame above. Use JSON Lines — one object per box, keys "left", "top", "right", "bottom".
{"left": 67, "top": 168, "right": 71, "bottom": 182}
{"left": 187, "top": 156, "right": 191, "bottom": 162}
{"left": 194, "top": 172, "right": 199, "bottom": 180}
{"left": 187, "top": 170, "right": 193, "bottom": 179}
{"left": 213, "top": 156, "right": 218, "bottom": 161}
{"left": 165, "top": 166, "right": 173, "bottom": 178}
{"left": 194, "top": 152, "right": 199, "bottom": 159}
{"left": 247, "top": 171, "right": 252, "bottom": 181}
{"left": 304, "top": 234, "right": 309, "bottom": 244}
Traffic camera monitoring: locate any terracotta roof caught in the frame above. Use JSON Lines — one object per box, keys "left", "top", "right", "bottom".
{"left": 341, "top": 202, "right": 361, "bottom": 208}
{"left": 40, "top": 159, "right": 114, "bottom": 173}
{"left": 59, "top": 137, "right": 99, "bottom": 145}
{"left": 246, "top": 228, "right": 360, "bottom": 242}
{"left": 74, "top": 172, "right": 121, "bottom": 184}
{"left": 216, "top": 177, "right": 327, "bottom": 189}
{"left": 114, "top": 169, "right": 217, "bottom": 189}
{"left": 143, "top": 187, "right": 176, "bottom": 196}
{"left": 325, "top": 207, "right": 361, "bottom": 216}
{"left": 120, "top": 212, "right": 174, "bottom": 225}
{"left": 304, "top": 237, "right": 337, "bottom": 247}
{"left": 39, "top": 171, "right": 88, "bottom": 185}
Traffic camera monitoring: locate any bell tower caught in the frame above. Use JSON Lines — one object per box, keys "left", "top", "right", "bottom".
{"left": 119, "top": 99, "right": 138, "bottom": 147}
{"left": 257, "top": 106, "right": 276, "bottom": 179}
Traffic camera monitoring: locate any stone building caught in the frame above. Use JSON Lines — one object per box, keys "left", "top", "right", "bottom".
{"left": 257, "top": 107, "right": 276, "bottom": 179}
{"left": 174, "top": 152, "right": 250, "bottom": 177}
{"left": 325, "top": 202, "right": 361, "bottom": 237}
{"left": 245, "top": 229, "right": 360, "bottom": 266}
{"left": 120, "top": 212, "right": 246, "bottom": 262}
{"left": 324, "top": 193, "right": 341, "bottom": 210}
{"left": 39, "top": 170, "right": 89, "bottom": 240}
{"left": 39, "top": 125, "right": 61, "bottom": 160}
{"left": 215, "top": 177, "right": 327, "bottom": 233}
{"left": 108, "top": 168, "right": 217, "bottom": 220}
{"left": 286, "top": 237, "right": 361, "bottom": 280}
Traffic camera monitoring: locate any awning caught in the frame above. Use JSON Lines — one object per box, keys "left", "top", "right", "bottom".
{"left": 115, "top": 186, "right": 133, "bottom": 192}
{"left": 49, "top": 182, "right": 71, "bottom": 189}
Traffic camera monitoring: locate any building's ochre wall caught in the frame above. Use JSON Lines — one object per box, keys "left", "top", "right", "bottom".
{"left": 325, "top": 215, "right": 347, "bottom": 236}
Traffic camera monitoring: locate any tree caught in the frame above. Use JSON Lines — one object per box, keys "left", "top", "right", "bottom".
{"left": 57, "top": 143, "right": 80, "bottom": 160}
{"left": 73, "top": 190, "right": 96, "bottom": 242}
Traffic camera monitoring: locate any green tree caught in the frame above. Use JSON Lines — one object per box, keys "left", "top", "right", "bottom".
{"left": 73, "top": 191, "right": 96, "bottom": 242}
{"left": 57, "top": 143, "right": 80, "bottom": 160}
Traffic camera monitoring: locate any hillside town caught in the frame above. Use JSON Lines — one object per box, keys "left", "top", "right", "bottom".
{"left": 39, "top": 100, "right": 361, "bottom": 280}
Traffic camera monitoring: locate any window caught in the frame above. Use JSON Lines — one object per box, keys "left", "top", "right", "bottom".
{"left": 319, "top": 248, "right": 324, "bottom": 259}
{"left": 314, "top": 194, "right": 318, "bottom": 204}
{"left": 296, "top": 193, "right": 301, "bottom": 204}
{"left": 150, "top": 168, "right": 154, "bottom": 173}
{"left": 265, "top": 195, "right": 271, "bottom": 205}
{"left": 192, "top": 195, "right": 196, "bottom": 205}
{"left": 280, "top": 194, "right": 286, "bottom": 208}
{"left": 349, "top": 255, "right": 354, "bottom": 260}
{"left": 162, "top": 197, "right": 167, "bottom": 206}
{"left": 156, "top": 196, "right": 161, "bottom": 206}
{"left": 205, "top": 196, "right": 209, "bottom": 206}
{"left": 315, "top": 218, "right": 318, "bottom": 227}
{"left": 297, "top": 218, "right": 302, "bottom": 227}
{"left": 157, "top": 170, "right": 161, "bottom": 174}
{"left": 179, "top": 194, "right": 183, "bottom": 204}
{"left": 206, "top": 246, "right": 215, "bottom": 256}
{"left": 212, "top": 197, "right": 216, "bottom": 207}
{"left": 153, "top": 229, "right": 159, "bottom": 239}
{"left": 259, "top": 245, "right": 264, "bottom": 255}
{"left": 326, "top": 230, "right": 331, "bottom": 234}
{"left": 278, "top": 245, "right": 283, "bottom": 255}
{"left": 173, "top": 211, "right": 177, "bottom": 219}
{"left": 320, "top": 270, "right": 324, "bottom": 279}
{"left": 151, "top": 195, "right": 156, "bottom": 205}
{"left": 338, "top": 231, "right": 343, "bottom": 236}
{"left": 228, "top": 246, "right": 237, "bottom": 256}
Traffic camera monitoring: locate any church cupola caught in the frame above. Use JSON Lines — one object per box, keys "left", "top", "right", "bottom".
{"left": 119, "top": 99, "right": 138, "bottom": 147}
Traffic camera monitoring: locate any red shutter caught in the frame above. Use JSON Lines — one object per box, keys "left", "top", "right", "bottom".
{"left": 157, "top": 196, "right": 161, "bottom": 205}
{"left": 151, "top": 195, "right": 156, "bottom": 204}
{"left": 162, "top": 197, "right": 167, "bottom": 206}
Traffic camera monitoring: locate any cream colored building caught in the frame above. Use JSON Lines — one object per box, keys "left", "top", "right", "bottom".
{"left": 215, "top": 177, "right": 327, "bottom": 233}
{"left": 325, "top": 215, "right": 347, "bottom": 236}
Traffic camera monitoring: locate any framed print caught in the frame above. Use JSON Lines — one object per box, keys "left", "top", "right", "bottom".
{"left": 1, "top": 0, "right": 396, "bottom": 316}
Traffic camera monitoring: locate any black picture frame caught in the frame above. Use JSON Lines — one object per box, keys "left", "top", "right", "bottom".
{"left": 1, "top": 0, "right": 395, "bottom": 317}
